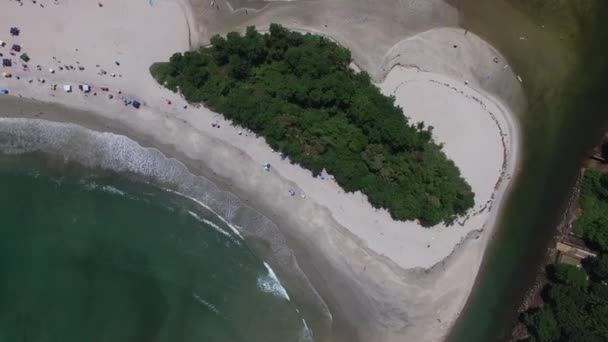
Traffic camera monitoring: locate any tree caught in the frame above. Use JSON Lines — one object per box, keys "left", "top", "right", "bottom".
{"left": 551, "top": 264, "right": 588, "bottom": 289}
{"left": 591, "top": 254, "right": 608, "bottom": 280}
{"left": 523, "top": 168, "right": 608, "bottom": 341}
{"left": 574, "top": 170, "right": 608, "bottom": 251}
{"left": 228, "top": 55, "right": 249, "bottom": 79}
{"left": 210, "top": 34, "right": 229, "bottom": 65}
{"left": 150, "top": 25, "right": 474, "bottom": 225}
{"left": 523, "top": 309, "right": 559, "bottom": 342}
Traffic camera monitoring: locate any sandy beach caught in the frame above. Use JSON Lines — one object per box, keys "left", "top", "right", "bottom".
{"left": 0, "top": 0, "right": 521, "bottom": 341}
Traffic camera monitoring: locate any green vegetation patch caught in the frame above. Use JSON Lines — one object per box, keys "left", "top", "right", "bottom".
{"left": 574, "top": 169, "right": 608, "bottom": 251}
{"left": 151, "top": 24, "right": 474, "bottom": 225}
{"left": 522, "top": 169, "right": 608, "bottom": 342}
{"left": 522, "top": 263, "right": 608, "bottom": 342}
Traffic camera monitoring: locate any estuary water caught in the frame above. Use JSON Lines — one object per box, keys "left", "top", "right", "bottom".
{"left": 449, "top": 0, "right": 608, "bottom": 340}
{"left": 0, "top": 118, "right": 312, "bottom": 342}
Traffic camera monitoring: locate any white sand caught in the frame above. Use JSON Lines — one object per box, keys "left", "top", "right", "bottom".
{"left": 0, "top": 1, "right": 521, "bottom": 341}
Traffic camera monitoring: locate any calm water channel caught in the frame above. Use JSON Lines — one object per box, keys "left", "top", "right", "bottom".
{"left": 449, "top": 0, "right": 608, "bottom": 340}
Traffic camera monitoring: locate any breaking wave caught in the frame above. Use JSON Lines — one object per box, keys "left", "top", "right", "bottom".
{"left": 0, "top": 117, "right": 332, "bottom": 332}
{"left": 101, "top": 185, "right": 126, "bottom": 196}
{"left": 192, "top": 292, "right": 220, "bottom": 315}
{"left": 257, "top": 262, "right": 290, "bottom": 301}
{"left": 299, "top": 318, "right": 314, "bottom": 342}
{"left": 187, "top": 209, "right": 241, "bottom": 245}
{"left": 165, "top": 188, "right": 244, "bottom": 240}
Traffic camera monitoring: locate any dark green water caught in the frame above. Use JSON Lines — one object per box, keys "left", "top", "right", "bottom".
{"left": 449, "top": 0, "right": 608, "bottom": 340}
{"left": 0, "top": 154, "right": 309, "bottom": 342}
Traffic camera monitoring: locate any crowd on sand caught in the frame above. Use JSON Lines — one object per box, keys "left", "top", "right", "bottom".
{"left": 0, "top": 25, "right": 148, "bottom": 109}
{"left": 0, "top": 20, "right": 324, "bottom": 199}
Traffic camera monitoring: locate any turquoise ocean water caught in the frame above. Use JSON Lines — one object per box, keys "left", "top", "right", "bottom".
{"left": 0, "top": 118, "right": 312, "bottom": 342}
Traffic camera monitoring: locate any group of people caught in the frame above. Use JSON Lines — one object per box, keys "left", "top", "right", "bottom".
{"left": 11, "top": 0, "right": 59, "bottom": 8}
{"left": 0, "top": 24, "right": 149, "bottom": 110}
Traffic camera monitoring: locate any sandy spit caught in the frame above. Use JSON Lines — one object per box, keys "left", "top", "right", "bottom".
{"left": 0, "top": 0, "right": 521, "bottom": 341}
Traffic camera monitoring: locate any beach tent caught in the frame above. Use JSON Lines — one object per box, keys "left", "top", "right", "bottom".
{"left": 81, "top": 84, "right": 91, "bottom": 93}
{"left": 11, "top": 44, "right": 21, "bottom": 52}
{"left": 63, "top": 85, "right": 72, "bottom": 92}
{"left": 0, "top": 88, "right": 8, "bottom": 95}
{"left": 132, "top": 100, "right": 141, "bottom": 109}
{"left": 2, "top": 59, "right": 11, "bottom": 67}
{"left": 10, "top": 27, "right": 19, "bottom": 36}
{"left": 0, "top": 40, "right": 4, "bottom": 47}
{"left": 19, "top": 53, "right": 29, "bottom": 62}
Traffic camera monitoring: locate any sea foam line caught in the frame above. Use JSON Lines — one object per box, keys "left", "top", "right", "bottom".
{"left": 300, "top": 318, "right": 314, "bottom": 342}
{"left": 192, "top": 292, "right": 220, "bottom": 315}
{"left": 0, "top": 118, "right": 245, "bottom": 239}
{"left": 162, "top": 187, "right": 245, "bottom": 240}
{"left": 101, "top": 185, "right": 126, "bottom": 196}
{"left": 79, "top": 179, "right": 133, "bottom": 199}
{"left": 258, "top": 261, "right": 291, "bottom": 301}
{"left": 187, "top": 210, "right": 240, "bottom": 245}
{"left": 163, "top": 189, "right": 290, "bottom": 302}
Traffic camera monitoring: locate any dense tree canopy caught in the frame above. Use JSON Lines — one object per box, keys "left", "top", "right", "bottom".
{"left": 523, "top": 264, "right": 608, "bottom": 342}
{"left": 550, "top": 263, "right": 589, "bottom": 289}
{"left": 523, "top": 169, "right": 608, "bottom": 342}
{"left": 592, "top": 254, "right": 608, "bottom": 281}
{"left": 574, "top": 169, "right": 608, "bottom": 251}
{"left": 523, "top": 309, "right": 559, "bottom": 342}
{"left": 151, "top": 24, "right": 474, "bottom": 225}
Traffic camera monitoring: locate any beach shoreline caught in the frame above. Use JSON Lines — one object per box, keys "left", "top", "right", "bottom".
{"left": 0, "top": 0, "right": 522, "bottom": 341}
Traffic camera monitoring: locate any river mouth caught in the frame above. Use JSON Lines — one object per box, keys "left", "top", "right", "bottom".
{"left": 449, "top": 1, "right": 608, "bottom": 340}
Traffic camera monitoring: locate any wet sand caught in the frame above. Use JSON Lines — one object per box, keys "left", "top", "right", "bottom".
{"left": 0, "top": 0, "right": 522, "bottom": 340}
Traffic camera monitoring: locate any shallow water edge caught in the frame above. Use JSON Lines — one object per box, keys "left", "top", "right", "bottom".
{"left": 0, "top": 102, "right": 332, "bottom": 341}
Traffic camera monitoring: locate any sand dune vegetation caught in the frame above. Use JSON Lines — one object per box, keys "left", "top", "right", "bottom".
{"left": 151, "top": 24, "right": 474, "bottom": 225}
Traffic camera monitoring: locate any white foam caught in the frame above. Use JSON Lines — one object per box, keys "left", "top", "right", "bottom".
{"left": 257, "top": 262, "right": 290, "bottom": 301}
{"left": 80, "top": 179, "right": 99, "bottom": 191}
{"left": 299, "top": 318, "right": 314, "bottom": 342}
{"left": 187, "top": 209, "right": 240, "bottom": 245}
{"left": 0, "top": 118, "right": 333, "bottom": 330}
{"left": 101, "top": 185, "right": 126, "bottom": 196}
{"left": 192, "top": 292, "right": 220, "bottom": 315}
{"left": 0, "top": 118, "right": 245, "bottom": 240}
{"left": 164, "top": 188, "right": 245, "bottom": 240}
